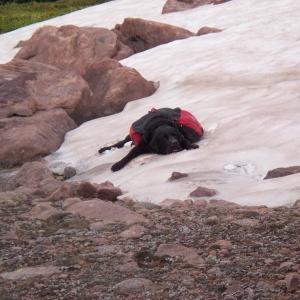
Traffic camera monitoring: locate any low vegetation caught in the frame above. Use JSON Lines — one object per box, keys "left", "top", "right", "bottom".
{"left": 0, "top": 0, "right": 111, "bottom": 34}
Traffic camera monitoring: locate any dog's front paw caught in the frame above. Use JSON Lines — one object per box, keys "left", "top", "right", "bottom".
{"left": 111, "top": 161, "right": 124, "bottom": 172}
{"left": 98, "top": 147, "right": 110, "bottom": 154}
{"left": 187, "top": 144, "right": 199, "bottom": 150}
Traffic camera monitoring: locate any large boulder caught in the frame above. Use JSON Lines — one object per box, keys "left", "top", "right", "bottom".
{"left": 162, "top": 0, "right": 232, "bottom": 14}
{"left": 112, "top": 18, "right": 195, "bottom": 53}
{"left": 82, "top": 58, "right": 157, "bottom": 116}
{"left": 14, "top": 25, "right": 133, "bottom": 74}
{"left": 0, "top": 57, "right": 157, "bottom": 167}
{"left": 0, "top": 59, "right": 95, "bottom": 125}
{"left": 7, "top": 161, "right": 54, "bottom": 188}
{"left": 0, "top": 109, "right": 76, "bottom": 167}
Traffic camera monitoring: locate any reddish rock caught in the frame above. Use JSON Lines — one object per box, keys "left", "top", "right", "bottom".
{"left": 1, "top": 57, "right": 157, "bottom": 127}
{"left": 114, "top": 278, "right": 156, "bottom": 292}
{"left": 162, "top": 0, "right": 212, "bottom": 14}
{"left": 0, "top": 59, "right": 94, "bottom": 124}
{"left": 168, "top": 171, "right": 189, "bottom": 181}
{"left": 264, "top": 258, "right": 274, "bottom": 265}
{"left": 285, "top": 273, "right": 299, "bottom": 292}
{"left": 77, "top": 181, "right": 98, "bottom": 198}
{"left": 47, "top": 183, "right": 76, "bottom": 202}
{"left": 162, "top": 0, "right": 232, "bottom": 14}
{"left": 197, "top": 27, "right": 222, "bottom": 36}
{"left": 155, "top": 243, "right": 204, "bottom": 265}
{"left": 26, "top": 202, "right": 62, "bottom": 220}
{"left": 264, "top": 166, "right": 300, "bottom": 179}
{"left": 193, "top": 199, "right": 207, "bottom": 207}
{"left": 14, "top": 25, "right": 132, "bottom": 74}
{"left": 189, "top": 186, "right": 216, "bottom": 197}
{"left": 293, "top": 199, "right": 300, "bottom": 207}
{"left": 119, "top": 225, "right": 149, "bottom": 238}
{"left": 8, "top": 162, "right": 54, "bottom": 188}
{"left": 0, "top": 110, "right": 76, "bottom": 167}
{"left": 0, "top": 186, "right": 45, "bottom": 205}
{"left": 1, "top": 231, "right": 19, "bottom": 240}
{"left": 184, "top": 199, "right": 193, "bottom": 206}
{"left": 82, "top": 58, "right": 157, "bottom": 117}
{"left": 16, "top": 186, "right": 46, "bottom": 200}
{"left": 66, "top": 199, "right": 148, "bottom": 224}
{"left": 112, "top": 18, "right": 195, "bottom": 53}
{"left": 184, "top": 254, "right": 206, "bottom": 265}
{"left": 96, "top": 182, "right": 122, "bottom": 202}
{"left": 40, "top": 178, "right": 66, "bottom": 196}
{"left": 115, "top": 262, "right": 139, "bottom": 273}
{"left": 62, "top": 197, "right": 82, "bottom": 209}
{"left": 214, "top": 0, "right": 231, "bottom": 4}
{"left": 0, "top": 266, "right": 60, "bottom": 280}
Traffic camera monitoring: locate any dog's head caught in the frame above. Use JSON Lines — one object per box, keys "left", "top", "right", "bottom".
{"left": 148, "top": 125, "right": 183, "bottom": 154}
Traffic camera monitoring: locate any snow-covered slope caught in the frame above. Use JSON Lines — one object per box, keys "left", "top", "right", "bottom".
{"left": 1, "top": 0, "right": 300, "bottom": 206}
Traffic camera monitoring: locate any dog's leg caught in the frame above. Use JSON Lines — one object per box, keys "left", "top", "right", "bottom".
{"left": 111, "top": 139, "right": 152, "bottom": 172}
{"left": 98, "top": 135, "right": 131, "bottom": 154}
{"left": 181, "top": 138, "right": 199, "bottom": 150}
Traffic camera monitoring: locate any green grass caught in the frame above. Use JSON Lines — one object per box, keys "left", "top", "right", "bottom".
{"left": 0, "top": 0, "right": 112, "bottom": 34}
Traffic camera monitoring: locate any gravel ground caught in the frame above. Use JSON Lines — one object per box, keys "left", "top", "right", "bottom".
{"left": 1, "top": 179, "right": 300, "bottom": 300}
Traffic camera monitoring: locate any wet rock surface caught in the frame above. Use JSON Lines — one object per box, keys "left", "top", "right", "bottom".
{"left": 1, "top": 165, "right": 300, "bottom": 299}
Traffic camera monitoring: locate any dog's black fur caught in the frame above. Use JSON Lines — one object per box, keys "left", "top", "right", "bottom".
{"left": 99, "top": 115, "right": 201, "bottom": 172}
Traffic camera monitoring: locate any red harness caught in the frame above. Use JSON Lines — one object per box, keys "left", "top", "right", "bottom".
{"left": 129, "top": 108, "right": 203, "bottom": 146}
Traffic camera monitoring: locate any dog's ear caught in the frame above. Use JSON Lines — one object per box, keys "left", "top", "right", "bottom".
{"left": 149, "top": 136, "right": 159, "bottom": 153}
{"left": 143, "top": 125, "right": 155, "bottom": 144}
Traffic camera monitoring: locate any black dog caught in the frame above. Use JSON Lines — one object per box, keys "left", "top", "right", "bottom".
{"left": 99, "top": 108, "right": 203, "bottom": 171}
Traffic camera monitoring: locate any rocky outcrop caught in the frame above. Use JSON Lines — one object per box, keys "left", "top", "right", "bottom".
{"left": 112, "top": 18, "right": 195, "bottom": 53}
{"left": 264, "top": 166, "right": 300, "bottom": 179}
{"left": 0, "top": 110, "right": 76, "bottom": 167}
{"left": 14, "top": 25, "right": 133, "bottom": 74}
{"left": 0, "top": 59, "right": 94, "bottom": 124}
{"left": 82, "top": 58, "right": 157, "bottom": 117}
{"left": 162, "top": 0, "right": 232, "bottom": 14}
{"left": 13, "top": 20, "right": 198, "bottom": 69}
{"left": 0, "top": 58, "right": 157, "bottom": 126}
{"left": 1, "top": 36, "right": 157, "bottom": 166}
